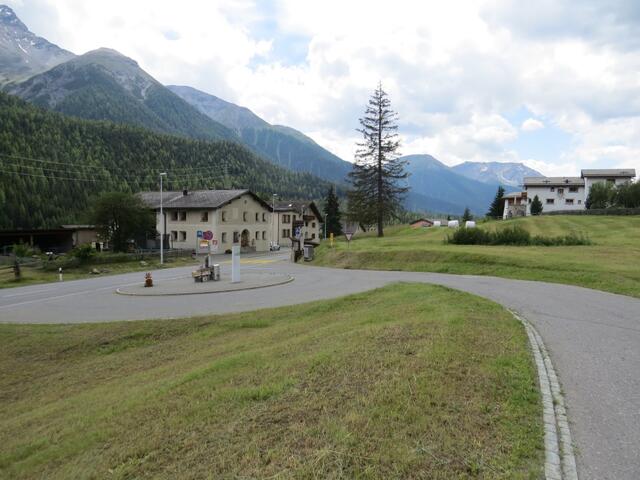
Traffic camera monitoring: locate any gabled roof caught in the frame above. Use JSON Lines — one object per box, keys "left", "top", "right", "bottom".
{"left": 581, "top": 169, "right": 636, "bottom": 178}
{"left": 138, "top": 189, "right": 271, "bottom": 210}
{"left": 502, "top": 191, "right": 526, "bottom": 199}
{"left": 274, "top": 201, "right": 322, "bottom": 219}
{"left": 523, "top": 177, "right": 583, "bottom": 187}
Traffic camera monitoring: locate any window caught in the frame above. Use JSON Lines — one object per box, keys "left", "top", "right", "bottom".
{"left": 550, "top": 187, "right": 555, "bottom": 192}
{"left": 262, "top": 231, "right": 266, "bottom": 240}
{"left": 201, "top": 211, "right": 209, "bottom": 222}
{"left": 171, "top": 211, "right": 178, "bottom": 221}
{"left": 282, "top": 229, "right": 290, "bottom": 238}
{"left": 292, "top": 215, "right": 297, "bottom": 222}
{"left": 569, "top": 186, "right": 578, "bottom": 192}
{"left": 565, "top": 199, "right": 574, "bottom": 205}
{"left": 305, "top": 221, "right": 308, "bottom": 227}
{"left": 233, "top": 231, "right": 239, "bottom": 243}
{"left": 171, "top": 231, "right": 178, "bottom": 241}
{"left": 312, "top": 233, "right": 316, "bottom": 239}
{"left": 578, "top": 200, "right": 582, "bottom": 204}
{"left": 546, "top": 199, "right": 555, "bottom": 205}
{"left": 179, "top": 211, "right": 187, "bottom": 221}
{"left": 255, "top": 212, "right": 259, "bottom": 221}
{"left": 262, "top": 213, "right": 266, "bottom": 221}
{"left": 255, "top": 231, "right": 260, "bottom": 240}
{"left": 179, "top": 231, "right": 187, "bottom": 241}
{"left": 221, "top": 232, "right": 227, "bottom": 243}
{"left": 557, "top": 188, "right": 564, "bottom": 194}
{"left": 282, "top": 214, "right": 290, "bottom": 223}
{"left": 312, "top": 222, "right": 316, "bottom": 228}
{"left": 243, "top": 211, "right": 248, "bottom": 222}
{"left": 221, "top": 211, "right": 227, "bottom": 222}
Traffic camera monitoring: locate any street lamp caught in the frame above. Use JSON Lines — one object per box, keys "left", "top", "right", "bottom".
{"left": 271, "top": 193, "right": 278, "bottom": 247}
{"left": 159, "top": 172, "right": 167, "bottom": 264}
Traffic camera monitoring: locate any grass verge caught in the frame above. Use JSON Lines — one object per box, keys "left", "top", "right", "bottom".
{"left": 314, "top": 215, "right": 640, "bottom": 298}
{"left": 0, "top": 284, "right": 542, "bottom": 479}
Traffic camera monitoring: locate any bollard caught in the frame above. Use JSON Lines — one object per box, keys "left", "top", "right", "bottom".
{"left": 58, "top": 267, "right": 63, "bottom": 282}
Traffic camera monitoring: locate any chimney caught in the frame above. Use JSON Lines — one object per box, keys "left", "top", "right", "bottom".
{"left": 182, "top": 188, "right": 188, "bottom": 196}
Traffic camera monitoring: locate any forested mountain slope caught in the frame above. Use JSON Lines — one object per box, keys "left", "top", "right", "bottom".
{"left": 0, "top": 93, "right": 333, "bottom": 229}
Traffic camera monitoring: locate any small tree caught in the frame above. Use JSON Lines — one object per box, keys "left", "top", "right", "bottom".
{"left": 487, "top": 186, "right": 505, "bottom": 218}
{"left": 348, "top": 83, "right": 409, "bottom": 237}
{"left": 530, "top": 195, "right": 543, "bottom": 215}
{"left": 91, "top": 192, "right": 155, "bottom": 252}
{"left": 461, "top": 207, "right": 473, "bottom": 222}
{"left": 586, "top": 182, "right": 616, "bottom": 209}
{"left": 323, "top": 185, "right": 343, "bottom": 237}
{"left": 615, "top": 181, "right": 640, "bottom": 208}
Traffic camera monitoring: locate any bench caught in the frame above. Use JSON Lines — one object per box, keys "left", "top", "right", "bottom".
{"left": 192, "top": 268, "right": 213, "bottom": 282}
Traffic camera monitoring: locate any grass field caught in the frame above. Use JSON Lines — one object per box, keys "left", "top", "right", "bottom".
{"left": 0, "top": 284, "right": 542, "bottom": 479}
{"left": 0, "top": 256, "right": 200, "bottom": 289}
{"left": 314, "top": 215, "right": 640, "bottom": 298}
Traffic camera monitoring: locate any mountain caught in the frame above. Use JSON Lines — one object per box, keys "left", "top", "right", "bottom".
{"left": 403, "top": 154, "right": 511, "bottom": 215}
{"left": 6, "top": 48, "right": 236, "bottom": 142}
{"left": 167, "top": 85, "right": 352, "bottom": 183}
{"left": 451, "top": 161, "right": 542, "bottom": 188}
{"left": 0, "top": 4, "right": 74, "bottom": 85}
{"left": 0, "top": 92, "right": 335, "bottom": 229}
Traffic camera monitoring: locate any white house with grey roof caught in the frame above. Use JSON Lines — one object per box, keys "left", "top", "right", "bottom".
{"left": 139, "top": 189, "right": 273, "bottom": 252}
{"left": 522, "top": 168, "right": 635, "bottom": 215}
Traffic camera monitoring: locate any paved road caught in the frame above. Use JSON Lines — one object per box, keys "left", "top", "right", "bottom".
{"left": 1, "top": 255, "right": 639, "bottom": 479}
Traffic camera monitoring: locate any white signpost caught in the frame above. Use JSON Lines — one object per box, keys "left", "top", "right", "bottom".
{"left": 231, "top": 245, "right": 241, "bottom": 283}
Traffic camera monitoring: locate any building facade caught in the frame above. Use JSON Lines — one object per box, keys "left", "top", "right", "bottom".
{"left": 521, "top": 168, "right": 635, "bottom": 215}
{"left": 272, "top": 201, "right": 323, "bottom": 247}
{"left": 140, "top": 189, "right": 272, "bottom": 253}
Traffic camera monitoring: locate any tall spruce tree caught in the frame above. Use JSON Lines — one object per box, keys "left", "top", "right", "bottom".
{"left": 323, "top": 185, "right": 343, "bottom": 237}
{"left": 487, "top": 186, "right": 505, "bottom": 218}
{"left": 530, "top": 195, "right": 543, "bottom": 215}
{"left": 348, "top": 83, "right": 409, "bottom": 237}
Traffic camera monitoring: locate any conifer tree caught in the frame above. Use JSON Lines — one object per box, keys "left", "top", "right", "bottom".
{"left": 462, "top": 207, "right": 473, "bottom": 222}
{"left": 530, "top": 195, "right": 543, "bottom": 215}
{"left": 487, "top": 186, "right": 505, "bottom": 218}
{"left": 323, "top": 185, "right": 343, "bottom": 237}
{"left": 347, "top": 83, "right": 409, "bottom": 237}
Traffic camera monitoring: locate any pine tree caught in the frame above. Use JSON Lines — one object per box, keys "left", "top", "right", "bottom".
{"left": 487, "top": 186, "right": 505, "bottom": 218}
{"left": 530, "top": 195, "right": 543, "bottom": 215}
{"left": 323, "top": 185, "right": 343, "bottom": 237}
{"left": 348, "top": 83, "right": 409, "bottom": 237}
{"left": 462, "top": 207, "right": 473, "bottom": 222}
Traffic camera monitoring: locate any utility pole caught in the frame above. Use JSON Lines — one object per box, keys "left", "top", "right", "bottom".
{"left": 271, "top": 193, "right": 278, "bottom": 248}
{"left": 159, "top": 172, "right": 167, "bottom": 264}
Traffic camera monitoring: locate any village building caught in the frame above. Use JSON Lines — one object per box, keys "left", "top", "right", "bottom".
{"left": 272, "top": 201, "right": 323, "bottom": 247}
{"left": 520, "top": 168, "right": 635, "bottom": 215}
{"left": 139, "top": 189, "right": 273, "bottom": 253}
{"left": 501, "top": 191, "right": 528, "bottom": 219}
{"left": 409, "top": 218, "right": 434, "bottom": 228}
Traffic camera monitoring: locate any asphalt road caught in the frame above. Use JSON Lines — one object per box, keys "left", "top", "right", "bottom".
{"left": 1, "top": 254, "right": 639, "bottom": 479}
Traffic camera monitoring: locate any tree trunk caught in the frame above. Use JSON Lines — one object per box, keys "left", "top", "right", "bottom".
{"left": 377, "top": 98, "right": 384, "bottom": 237}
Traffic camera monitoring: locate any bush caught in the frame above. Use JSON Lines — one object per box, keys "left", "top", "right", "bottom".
{"left": 70, "top": 243, "right": 96, "bottom": 263}
{"left": 447, "top": 225, "right": 591, "bottom": 246}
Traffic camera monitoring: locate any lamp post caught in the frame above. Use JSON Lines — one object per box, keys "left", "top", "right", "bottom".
{"left": 159, "top": 172, "right": 167, "bottom": 264}
{"left": 271, "top": 193, "right": 278, "bottom": 247}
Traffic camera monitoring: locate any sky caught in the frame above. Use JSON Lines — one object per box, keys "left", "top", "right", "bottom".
{"left": 7, "top": 0, "right": 640, "bottom": 176}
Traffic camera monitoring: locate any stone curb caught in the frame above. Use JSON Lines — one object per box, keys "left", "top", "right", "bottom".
{"left": 115, "top": 275, "right": 294, "bottom": 296}
{"left": 511, "top": 310, "right": 578, "bottom": 480}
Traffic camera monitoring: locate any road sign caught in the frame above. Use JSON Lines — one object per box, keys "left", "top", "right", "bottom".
{"left": 210, "top": 239, "right": 219, "bottom": 253}
{"left": 197, "top": 230, "right": 203, "bottom": 238}
{"left": 203, "top": 230, "right": 213, "bottom": 241}
{"left": 345, "top": 232, "right": 353, "bottom": 242}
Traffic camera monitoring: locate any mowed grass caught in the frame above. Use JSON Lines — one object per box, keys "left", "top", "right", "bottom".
{"left": 314, "top": 215, "right": 640, "bottom": 298}
{"left": 0, "top": 284, "right": 542, "bottom": 479}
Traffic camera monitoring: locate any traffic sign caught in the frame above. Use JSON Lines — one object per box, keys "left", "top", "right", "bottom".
{"left": 197, "top": 230, "right": 203, "bottom": 238}
{"left": 345, "top": 232, "right": 353, "bottom": 242}
{"left": 203, "top": 230, "right": 213, "bottom": 240}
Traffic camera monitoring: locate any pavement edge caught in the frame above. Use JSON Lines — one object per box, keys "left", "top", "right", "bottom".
{"left": 511, "top": 310, "right": 578, "bottom": 480}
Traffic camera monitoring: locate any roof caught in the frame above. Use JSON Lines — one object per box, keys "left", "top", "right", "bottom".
{"left": 274, "top": 201, "right": 322, "bottom": 219}
{"left": 138, "top": 189, "right": 271, "bottom": 210}
{"left": 410, "top": 218, "right": 434, "bottom": 225}
{"left": 581, "top": 169, "right": 636, "bottom": 178}
{"left": 502, "top": 191, "right": 527, "bottom": 199}
{"left": 60, "top": 224, "right": 95, "bottom": 230}
{"left": 523, "top": 177, "right": 583, "bottom": 187}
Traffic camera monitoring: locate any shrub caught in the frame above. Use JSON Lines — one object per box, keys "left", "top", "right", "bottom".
{"left": 493, "top": 225, "right": 531, "bottom": 245}
{"left": 70, "top": 243, "right": 96, "bottom": 263}
{"left": 447, "top": 227, "right": 491, "bottom": 245}
{"left": 447, "top": 225, "right": 591, "bottom": 246}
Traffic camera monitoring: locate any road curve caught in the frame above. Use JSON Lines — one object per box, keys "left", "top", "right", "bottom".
{"left": 1, "top": 256, "right": 638, "bottom": 479}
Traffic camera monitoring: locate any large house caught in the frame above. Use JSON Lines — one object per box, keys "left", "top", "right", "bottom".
{"left": 272, "top": 201, "right": 323, "bottom": 247}
{"left": 139, "top": 189, "right": 273, "bottom": 252}
{"left": 510, "top": 168, "right": 636, "bottom": 217}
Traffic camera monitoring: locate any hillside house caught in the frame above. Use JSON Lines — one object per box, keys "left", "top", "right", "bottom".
{"left": 272, "top": 201, "right": 323, "bottom": 247}
{"left": 501, "top": 192, "right": 528, "bottom": 219}
{"left": 522, "top": 168, "right": 636, "bottom": 215}
{"left": 139, "top": 189, "right": 272, "bottom": 253}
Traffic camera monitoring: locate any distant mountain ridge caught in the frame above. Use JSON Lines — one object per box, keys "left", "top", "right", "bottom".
{"left": 451, "top": 161, "right": 542, "bottom": 187}
{"left": 6, "top": 48, "right": 236, "bottom": 142}
{"left": 167, "top": 85, "right": 352, "bottom": 183}
{"left": 0, "top": 4, "right": 74, "bottom": 85}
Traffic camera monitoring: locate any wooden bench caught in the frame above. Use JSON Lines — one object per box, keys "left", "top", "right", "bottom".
{"left": 192, "top": 268, "right": 213, "bottom": 282}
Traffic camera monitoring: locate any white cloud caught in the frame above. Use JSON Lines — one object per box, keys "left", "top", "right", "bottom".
{"left": 6, "top": 0, "right": 640, "bottom": 177}
{"left": 521, "top": 118, "right": 544, "bottom": 131}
